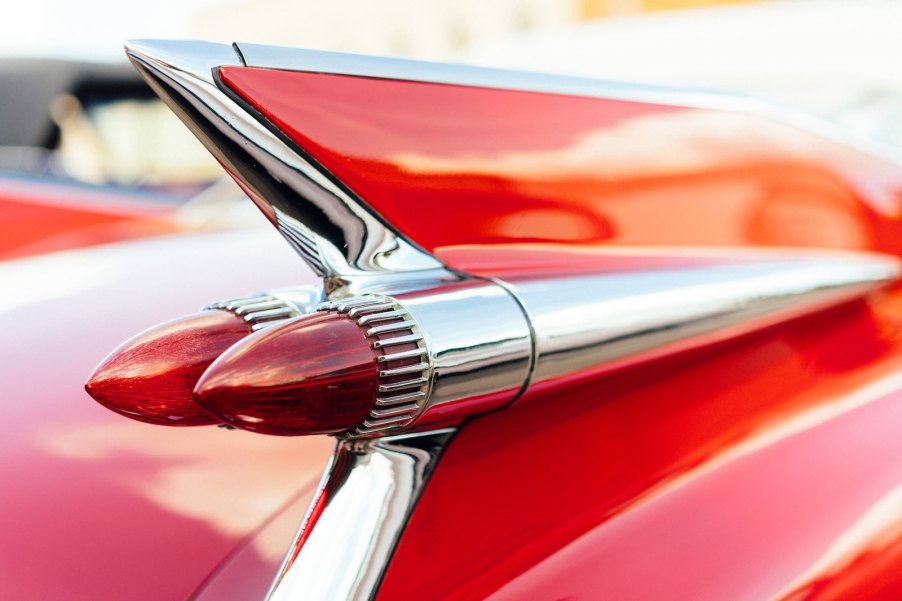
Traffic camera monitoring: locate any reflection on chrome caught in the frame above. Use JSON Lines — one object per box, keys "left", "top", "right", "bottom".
{"left": 267, "top": 429, "right": 454, "bottom": 601}
{"left": 125, "top": 39, "right": 445, "bottom": 283}
{"left": 392, "top": 280, "right": 533, "bottom": 428}
{"left": 506, "top": 253, "right": 899, "bottom": 386}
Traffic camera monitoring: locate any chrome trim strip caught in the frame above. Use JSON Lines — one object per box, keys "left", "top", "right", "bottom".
{"left": 363, "top": 415, "right": 410, "bottom": 428}
{"left": 357, "top": 424, "right": 403, "bottom": 435}
{"left": 235, "top": 41, "right": 902, "bottom": 165}
{"left": 124, "top": 39, "right": 446, "bottom": 283}
{"left": 375, "top": 391, "right": 426, "bottom": 406}
{"left": 378, "top": 378, "right": 429, "bottom": 392}
{"left": 371, "top": 404, "right": 420, "bottom": 418}
{"left": 371, "top": 334, "right": 423, "bottom": 348}
{"left": 377, "top": 349, "right": 427, "bottom": 363}
{"left": 349, "top": 304, "right": 396, "bottom": 317}
{"left": 506, "top": 253, "right": 900, "bottom": 386}
{"left": 266, "top": 429, "right": 455, "bottom": 601}
{"left": 236, "top": 41, "right": 740, "bottom": 110}
{"left": 210, "top": 254, "right": 898, "bottom": 441}
{"left": 380, "top": 363, "right": 430, "bottom": 377}
{"left": 364, "top": 321, "right": 418, "bottom": 336}
{"left": 357, "top": 310, "right": 408, "bottom": 325}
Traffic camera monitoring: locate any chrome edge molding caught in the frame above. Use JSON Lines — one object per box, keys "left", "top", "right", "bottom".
{"left": 236, "top": 42, "right": 902, "bottom": 165}
{"left": 124, "top": 39, "right": 445, "bottom": 284}
{"left": 267, "top": 428, "right": 455, "bottom": 601}
{"left": 237, "top": 41, "right": 741, "bottom": 110}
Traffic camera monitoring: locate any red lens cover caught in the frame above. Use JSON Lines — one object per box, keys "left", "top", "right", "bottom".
{"left": 193, "top": 312, "right": 378, "bottom": 436}
{"left": 85, "top": 310, "right": 251, "bottom": 426}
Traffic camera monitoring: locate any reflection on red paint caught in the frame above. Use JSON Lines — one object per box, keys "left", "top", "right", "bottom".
{"left": 85, "top": 310, "right": 250, "bottom": 426}
{"left": 194, "top": 313, "right": 378, "bottom": 436}
{"left": 192, "top": 483, "right": 325, "bottom": 601}
{"left": 0, "top": 227, "right": 332, "bottom": 600}
{"left": 219, "top": 66, "right": 902, "bottom": 264}
{"left": 379, "top": 295, "right": 902, "bottom": 600}
{"left": 433, "top": 243, "right": 775, "bottom": 278}
{"left": 268, "top": 483, "right": 329, "bottom": 594}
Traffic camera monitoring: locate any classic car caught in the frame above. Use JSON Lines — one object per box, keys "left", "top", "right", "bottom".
{"left": 8, "top": 35, "right": 902, "bottom": 600}
{"left": 0, "top": 58, "right": 238, "bottom": 259}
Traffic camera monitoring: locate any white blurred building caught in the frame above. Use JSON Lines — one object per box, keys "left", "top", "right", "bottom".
{"left": 189, "top": 0, "right": 580, "bottom": 59}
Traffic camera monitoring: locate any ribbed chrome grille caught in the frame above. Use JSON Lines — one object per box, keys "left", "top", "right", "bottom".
{"left": 318, "top": 295, "right": 432, "bottom": 437}
{"left": 206, "top": 294, "right": 301, "bottom": 331}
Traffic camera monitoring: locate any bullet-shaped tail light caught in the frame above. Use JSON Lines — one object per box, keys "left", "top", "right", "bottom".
{"left": 194, "top": 288, "right": 534, "bottom": 437}
{"left": 85, "top": 293, "right": 305, "bottom": 426}
{"left": 85, "top": 310, "right": 253, "bottom": 426}
{"left": 193, "top": 312, "right": 382, "bottom": 436}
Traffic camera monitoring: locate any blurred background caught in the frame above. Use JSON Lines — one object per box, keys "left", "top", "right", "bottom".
{"left": 1, "top": 0, "right": 900, "bottom": 257}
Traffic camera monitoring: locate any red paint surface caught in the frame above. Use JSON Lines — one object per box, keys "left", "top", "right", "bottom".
{"left": 0, "top": 229, "right": 333, "bottom": 600}
{"left": 219, "top": 67, "right": 902, "bottom": 262}
{"left": 86, "top": 310, "right": 250, "bottom": 426}
{"left": 432, "top": 243, "right": 829, "bottom": 279}
{"left": 196, "top": 313, "right": 378, "bottom": 435}
{"left": 0, "top": 176, "right": 179, "bottom": 260}
{"left": 380, "top": 295, "right": 902, "bottom": 599}
{"left": 218, "top": 66, "right": 902, "bottom": 598}
{"left": 193, "top": 483, "right": 323, "bottom": 600}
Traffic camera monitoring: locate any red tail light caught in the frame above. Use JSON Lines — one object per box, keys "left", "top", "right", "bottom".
{"left": 85, "top": 310, "right": 251, "bottom": 426}
{"left": 193, "top": 312, "right": 379, "bottom": 436}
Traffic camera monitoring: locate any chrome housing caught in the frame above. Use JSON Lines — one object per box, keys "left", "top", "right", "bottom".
{"left": 267, "top": 429, "right": 454, "bottom": 601}
{"left": 506, "top": 253, "right": 900, "bottom": 386}
{"left": 285, "top": 251, "right": 898, "bottom": 438}
{"left": 320, "top": 280, "right": 534, "bottom": 437}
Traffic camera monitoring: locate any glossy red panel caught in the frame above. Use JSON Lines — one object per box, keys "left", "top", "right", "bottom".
{"left": 219, "top": 67, "right": 902, "bottom": 261}
{"left": 0, "top": 175, "right": 178, "bottom": 260}
{"left": 379, "top": 293, "right": 902, "bottom": 600}
{"left": 0, "top": 229, "right": 333, "bottom": 600}
{"left": 432, "top": 243, "right": 792, "bottom": 278}
{"left": 86, "top": 310, "right": 250, "bottom": 426}
{"left": 193, "top": 481, "right": 322, "bottom": 601}
{"left": 195, "top": 312, "right": 378, "bottom": 435}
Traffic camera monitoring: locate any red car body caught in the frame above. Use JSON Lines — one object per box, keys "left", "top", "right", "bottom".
{"left": 8, "top": 38, "right": 902, "bottom": 600}
{"left": 0, "top": 174, "right": 185, "bottom": 260}
{"left": 0, "top": 227, "right": 333, "bottom": 599}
